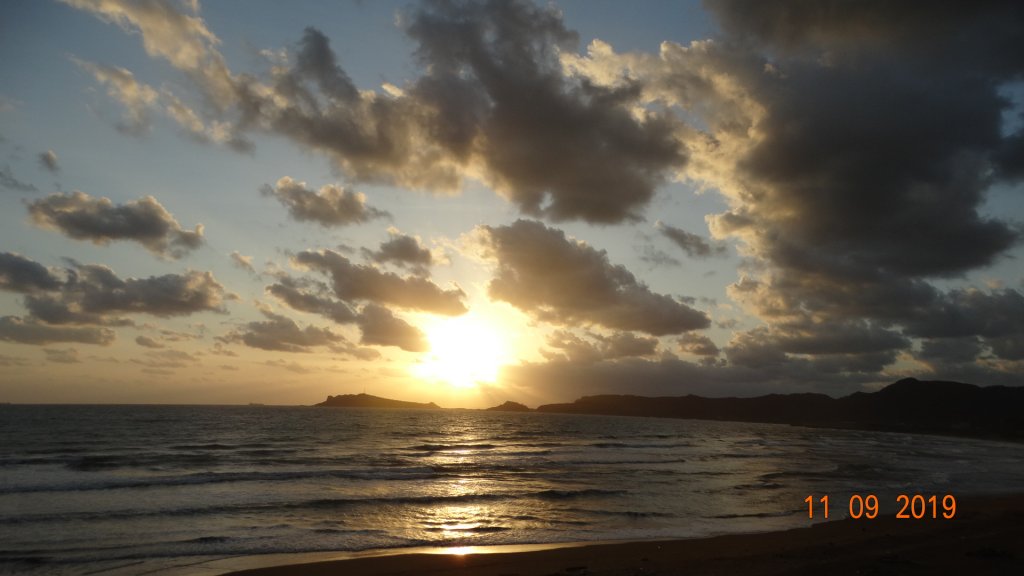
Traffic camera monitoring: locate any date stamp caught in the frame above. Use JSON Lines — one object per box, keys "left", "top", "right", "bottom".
{"left": 805, "top": 494, "right": 957, "bottom": 520}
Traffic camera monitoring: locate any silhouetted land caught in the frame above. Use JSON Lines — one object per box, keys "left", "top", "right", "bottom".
{"left": 315, "top": 393, "right": 440, "bottom": 410}
{"left": 485, "top": 401, "right": 532, "bottom": 412}
{"left": 536, "top": 378, "right": 1024, "bottom": 441}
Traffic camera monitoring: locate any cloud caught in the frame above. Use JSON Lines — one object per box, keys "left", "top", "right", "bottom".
{"left": 62, "top": 0, "right": 234, "bottom": 108}
{"left": 561, "top": 2, "right": 1024, "bottom": 383}
{"left": 229, "top": 251, "right": 256, "bottom": 274}
{"left": 402, "top": 0, "right": 685, "bottom": 222}
{"left": 131, "top": 348, "right": 197, "bottom": 369}
{"left": 3, "top": 254, "right": 227, "bottom": 330}
{"left": 0, "top": 354, "right": 31, "bottom": 367}
{"left": 637, "top": 244, "right": 682, "bottom": 268}
{"left": 0, "top": 252, "right": 64, "bottom": 293}
{"left": 43, "top": 348, "right": 80, "bottom": 364}
{"left": 477, "top": 220, "right": 709, "bottom": 335}
{"left": 219, "top": 310, "right": 350, "bottom": 353}
{"left": 27, "top": 191, "right": 204, "bottom": 259}
{"left": 73, "top": 55, "right": 248, "bottom": 146}
{"left": 0, "top": 316, "right": 114, "bottom": 345}
{"left": 362, "top": 228, "right": 434, "bottom": 274}
{"left": 38, "top": 150, "right": 59, "bottom": 173}
{"left": 917, "top": 337, "right": 985, "bottom": 368}
{"left": 543, "top": 329, "right": 659, "bottom": 363}
{"left": 294, "top": 249, "right": 466, "bottom": 315}
{"left": 59, "top": 264, "right": 227, "bottom": 318}
{"left": 135, "top": 335, "right": 164, "bottom": 348}
{"left": 265, "top": 359, "right": 315, "bottom": 374}
{"left": 1, "top": 165, "right": 37, "bottom": 192}
{"left": 677, "top": 333, "right": 720, "bottom": 357}
{"left": 68, "top": 0, "right": 686, "bottom": 223}
{"left": 266, "top": 275, "right": 357, "bottom": 324}
{"left": 656, "top": 221, "right": 726, "bottom": 258}
{"left": 262, "top": 176, "right": 389, "bottom": 226}
{"left": 73, "top": 59, "right": 159, "bottom": 135}
{"left": 502, "top": 355, "right": 877, "bottom": 403}
{"left": 356, "top": 304, "right": 428, "bottom": 352}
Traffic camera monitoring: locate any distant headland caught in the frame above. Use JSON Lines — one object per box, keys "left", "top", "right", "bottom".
{"left": 315, "top": 393, "right": 440, "bottom": 410}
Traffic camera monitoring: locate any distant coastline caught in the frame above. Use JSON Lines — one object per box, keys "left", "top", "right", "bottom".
{"left": 318, "top": 378, "right": 1024, "bottom": 441}
{"left": 534, "top": 378, "right": 1024, "bottom": 441}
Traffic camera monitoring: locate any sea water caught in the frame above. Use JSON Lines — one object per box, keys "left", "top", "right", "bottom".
{"left": 2, "top": 404, "right": 1024, "bottom": 575}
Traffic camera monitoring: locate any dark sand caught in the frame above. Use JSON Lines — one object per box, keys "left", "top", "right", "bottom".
{"left": 223, "top": 494, "right": 1024, "bottom": 576}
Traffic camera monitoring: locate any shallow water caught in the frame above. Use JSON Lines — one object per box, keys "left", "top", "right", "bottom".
{"left": 2, "top": 404, "right": 1023, "bottom": 575}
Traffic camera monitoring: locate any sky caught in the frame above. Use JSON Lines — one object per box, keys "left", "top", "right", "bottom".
{"left": 1, "top": 0, "right": 1023, "bottom": 407}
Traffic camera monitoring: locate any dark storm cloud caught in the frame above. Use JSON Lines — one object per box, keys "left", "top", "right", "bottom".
{"left": 0, "top": 316, "right": 114, "bottom": 345}
{"left": 27, "top": 191, "right": 204, "bottom": 259}
{"left": 219, "top": 310, "right": 347, "bottom": 353}
{"left": 656, "top": 222, "right": 726, "bottom": 258}
{"left": 0, "top": 165, "right": 38, "bottom": 192}
{"left": 917, "top": 337, "right": 985, "bottom": 367}
{"left": 261, "top": 177, "right": 389, "bottom": 227}
{"left": 706, "top": 0, "right": 1024, "bottom": 75}
{"left": 901, "top": 288, "right": 1024, "bottom": 362}
{"left": 0, "top": 252, "right": 63, "bottom": 293}
{"left": 38, "top": 150, "right": 59, "bottom": 173}
{"left": 356, "top": 304, "right": 429, "bottom": 352}
{"left": 902, "top": 288, "right": 1024, "bottom": 340}
{"left": 729, "top": 62, "right": 1016, "bottom": 278}
{"left": 294, "top": 249, "right": 466, "bottom": 315}
{"left": 720, "top": 318, "right": 908, "bottom": 374}
{"left": 557, "top": 1, "right": 1024, "bottom": 382}
{"left": 478, "top": 220, "right": 709, "bottom": 335}
{"left": 266, "top": 276, "right": 357, "bottom": 324}
{"left": 362, "top": 229, "right": 433, "bottom": 275}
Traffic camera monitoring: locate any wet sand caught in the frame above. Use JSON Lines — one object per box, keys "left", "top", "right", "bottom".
{"left": 222, "top": 493, "right": 1024, "bottom": 576}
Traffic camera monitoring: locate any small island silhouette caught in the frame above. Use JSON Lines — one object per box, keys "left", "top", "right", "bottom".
{"left": 316, "top": 393, "right": 440, "bottom": 410}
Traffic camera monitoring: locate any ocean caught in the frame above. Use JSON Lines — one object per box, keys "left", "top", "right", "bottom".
{"left": 2, "top": 404, "right": 1024, "bottom": 575}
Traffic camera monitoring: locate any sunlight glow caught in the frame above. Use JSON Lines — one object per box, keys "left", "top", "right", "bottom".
{"left": 412, "top": 313, "right": 511, "bottom": 389}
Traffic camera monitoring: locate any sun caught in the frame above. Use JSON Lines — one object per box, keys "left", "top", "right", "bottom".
{"left": 412, "top": 313, "right": 511, "bottom": 389}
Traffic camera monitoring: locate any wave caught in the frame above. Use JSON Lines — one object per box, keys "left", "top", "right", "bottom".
{"left": 0, "top": 466, "right": 438, "bottom": 495}
{"left": 0, "top": 488, "right": 629, "bottom": 525}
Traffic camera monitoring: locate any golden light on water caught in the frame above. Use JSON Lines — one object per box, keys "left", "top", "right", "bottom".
{"left": 412, "top": 313, "right": 512, "bottom": 389}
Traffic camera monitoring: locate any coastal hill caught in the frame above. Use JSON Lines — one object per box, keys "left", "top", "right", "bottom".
{"left": 315, "top": 393, "right": 440, "bottom": 410}
{"left": 536, "top": 378, "right": 1024, "bottom": 440}
{"left": 486, "top": 401, "right": 532, "bottom": 412}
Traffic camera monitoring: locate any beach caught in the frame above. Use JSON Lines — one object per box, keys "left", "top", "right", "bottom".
{"left": 224, "top": 493, "right": 1024, "bottom": 576}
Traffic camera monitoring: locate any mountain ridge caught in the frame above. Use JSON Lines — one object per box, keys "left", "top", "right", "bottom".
{"left": 535, "top": 378, "right": 1024, "bottom": 440}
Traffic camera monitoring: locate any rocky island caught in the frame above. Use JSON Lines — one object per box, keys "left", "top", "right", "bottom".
{"left": 315, "top": 393, "right": 441, "bottom": 410}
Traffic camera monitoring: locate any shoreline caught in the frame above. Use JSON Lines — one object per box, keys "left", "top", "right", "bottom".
{"left": 213, "top": 493, "right": 1024, "bottom": 576}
